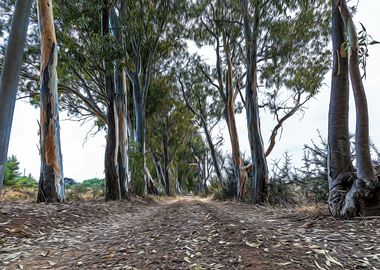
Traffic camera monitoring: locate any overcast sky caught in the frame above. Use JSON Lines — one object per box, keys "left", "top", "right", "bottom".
{"left": 8, "top": 1, "right": 380, "bottom": 181}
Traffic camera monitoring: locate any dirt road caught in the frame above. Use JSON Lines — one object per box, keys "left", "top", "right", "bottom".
{"left": 1, "top": 197, "right": 379, "bottom": 269}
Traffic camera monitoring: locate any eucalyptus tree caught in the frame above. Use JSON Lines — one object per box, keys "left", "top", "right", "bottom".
{"left": 179, "top": 58, "right": 224, "bottom": 184}
{"left": 192, "top": 0, "right": 252, "bottom": 200}
{"left": 192, "top": 0, "right": 330, "bottom": 202}
{"left": 328, "top": 0, "right": 379, "bottom": 218}
{"left": 121, "top": 0, "right": 190, "bottom": 195}
{"left": 146, "top": 75, "right": 196, "bottom": 195}
{"left": 0, "top": 0, "right": 129, "bottom": 200}
{"left": 0, "top": 0, "right": 33, "bottom": 193}
{"left": 36, "top": 0, "right": 65, "bottom": 202}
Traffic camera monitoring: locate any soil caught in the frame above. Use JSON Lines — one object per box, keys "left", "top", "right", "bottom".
{"left": 0, "top": 196, "right": 379, "bottom": 269}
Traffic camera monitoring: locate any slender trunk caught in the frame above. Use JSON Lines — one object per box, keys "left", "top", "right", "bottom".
{"left": 201, "top": 119, "right": 223, "bottom": 183}
{"left": 37, "top": 0, "right": 65, "bottom": 203}
{"left": 328, "top": 1, "right": 355, "bottom": 217}
{"left": 135, "top": 102, "right": 147, "bottom": 195}
{"left": 0, "top": 0, "right": 32, "bottom": 191}
{"left": 117, "top": 69, "right": 129, "bottom": 200}
{"left": 221, "top": 30, "right": 250, "bottom": 200}
{"left": 153, "top": 153, "right": 165, "bottom": 189}
{"left": 242, "top": 1, "right": 268, "bottom": 204}
{"left": 103, "top": 0, "right": 121, "bottom": 201}
{"left": 346, "top": 20, "right": 375, "bottom": 186}
{"left": 225, "top": 98, "right": 243, "bottom": 199}
{"left": 163, "top": 128, "right": 170, "bottom": 196}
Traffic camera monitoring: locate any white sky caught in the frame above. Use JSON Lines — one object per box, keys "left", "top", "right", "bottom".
{"left": 8, "top": 1, "right": 380, "bottom": 181}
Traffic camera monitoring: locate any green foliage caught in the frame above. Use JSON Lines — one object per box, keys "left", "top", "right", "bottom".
{"left": 4, "top": 155, "right": 20, "bottom": 185}
{"left": 65, "top": 178, "right": 105, "bottom": 201}
{"left": 12, "top": 175, "right": 37, "bottom": 188}
{"left": 3, "top": 156, "right": 37, "bottom": 188}
{"left": 82, "top": 178, "right": 105, "bottom": 188}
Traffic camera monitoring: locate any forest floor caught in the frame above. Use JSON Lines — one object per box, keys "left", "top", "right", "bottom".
{"left": 0, "top": 196, "right": 379, "bottom": 270}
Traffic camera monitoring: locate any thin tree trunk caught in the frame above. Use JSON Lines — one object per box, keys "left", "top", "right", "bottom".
{"left": 117, "top": 69, "right": 129, "bottom": 200}
{"left": 221, "top": 32, "right": 248, "bottom": 200}
{"left": 242, "top": 1, "right": 268, "bottom": 204}
{"left": 133, "top": 92, "right": 147, "bottom": 195}
{"left": 163, "top": 127, "right": 170, "bottom": 196}
{"left": 0, "top": 0, "right": 32, "bottom": 192}
{"left": 102, "top": 0, "right": 121, "bottom": 201}
{"left": 201, "top": 120, "right": 223, "bottom": 183}
{"left": 153, "top": 152, "right": 165, "bottom": 189}
{"left": 37, "top": 0, "right": 65, "bottom": 203}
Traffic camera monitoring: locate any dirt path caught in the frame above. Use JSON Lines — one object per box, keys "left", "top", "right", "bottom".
{"left": 1, "top": 197, "right": 379, "bottom": 269}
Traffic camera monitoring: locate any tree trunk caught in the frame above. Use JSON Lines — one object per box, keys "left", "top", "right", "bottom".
{"left": 242, "top": 1, "right": 269, "bottom": 204}
{"left": 328, "top": 1, "right": 355, "bottom": 217}
{"left": 117, "top": 69, "right": 129, "bottom": 200}
{"left": 102, "top": 0, "right": 121, "bottom": 201}
{"left": 0, "top": 0, "right": 32, "bottom": 192}
{"left": 201, "top": 119, "right": 223, "bottom": 184}
{"left": 110, "top": 6, "right": 129, "bottom": 200}
{"left": 37, "top": 0, "right": 65, "bottom": 203}
{"left": 221, "top": 32, "right": 248, "bottom": 200}
{"left": 163, "top": 127, "right": 170, "bottom": 196}
{"left": 133, "top": 93, "right": 147, "bottom": 195}
{"left": 328, "top": 0, "right": 379, "bottom": 217}
{"left": 153, "top": 152, "right": 166, "bottom": 189}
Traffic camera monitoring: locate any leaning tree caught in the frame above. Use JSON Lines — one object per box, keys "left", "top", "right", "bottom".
{"left": 0, "top": 0, "right": 33, "bottom": 193}
{"left": 328, "top": 0, "right": 380, "bottom": 218}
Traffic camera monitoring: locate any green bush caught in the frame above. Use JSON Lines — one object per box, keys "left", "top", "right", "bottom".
{"left": 82, "top": 178, "right": 105, "bottom": 188}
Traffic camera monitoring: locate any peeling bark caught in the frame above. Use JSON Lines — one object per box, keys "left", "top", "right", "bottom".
{"left": 0, "top": 0, "right": 33, "bottom": 191}
{"left": 242, "top": 1, "right": 269, "bottom": 204}
{"left": 110, "top": 6, "right": 129, "bottom": 200}
{"left": 37, "top": 0, "right": 65, "bottom": 203}
{"left": 221, "top": 32, "right": 249, "bottom": 200}
{"left": 103, "top": 0, "right": 121, "bottom": 201}
{"left": 117, "top": 69, "right": 129, "bottom": 200}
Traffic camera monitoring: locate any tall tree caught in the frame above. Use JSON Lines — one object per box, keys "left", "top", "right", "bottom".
{"left": 328, "top": 0, "right": 379, "bottom": 218}
{"left": 123, "top": 0, "right": 188, "bottom": 195}
{"left": 110, "top": 1, "right": 130, "bottom": 200}
{"left": 241, "top": 0, "right": 268, "bottom": 203}
{"left": 37, "top": 0, "right": 65, "bottom": 202}
{"left": 193, "top": 0, "right": 329, "bottom": 201}
{"left": 0, "top": 0, "right": 33, "bottom": 193}
{"left": 102, "top": 0, "right": 122, "bottom": 201}
{"left": 179, "top": 61, "right": 224, "bottom": 185}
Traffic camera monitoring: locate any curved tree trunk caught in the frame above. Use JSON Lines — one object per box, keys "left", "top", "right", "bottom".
{"left": 201, "top": 120, "right": 223, "bottom": 184}
{"left": 242, "top": 1, "right": 268, "bottom": 204}
{"left": 37, "top": 0, "right": 65, "bottom": 203}
{"left": 328, "top": 0, "right": 379, "bottom": 218}
{"left": 328, "top": 1, "right": 355, "bottom": 217}
{"left": 103, "top": 0, "right": 121, "bottom": 201}
{"left": 0, "top": 0, "right": 33, "bottom": 192}
{"left": 221, "top": 32, "right": 249, "bottom": 200}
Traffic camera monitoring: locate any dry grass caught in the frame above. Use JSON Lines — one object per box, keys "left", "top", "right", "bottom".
{"left": 0, "top": 187, "right": 37, "bottom": 201}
